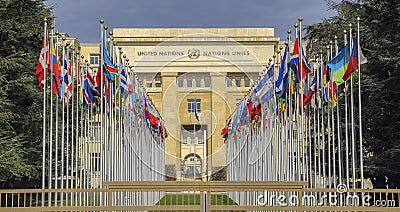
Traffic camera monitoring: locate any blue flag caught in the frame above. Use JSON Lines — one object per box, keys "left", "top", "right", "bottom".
{"left": 193, "top": 97, "right": 199, "bottom": 121}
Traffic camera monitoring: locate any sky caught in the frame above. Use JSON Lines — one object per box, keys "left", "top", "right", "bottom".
{"left": 45, "top": 0, "right": 337, "bottom": 43}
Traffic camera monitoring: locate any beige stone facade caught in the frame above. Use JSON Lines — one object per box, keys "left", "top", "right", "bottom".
{"left": 81, "top": 28, "right": 279, "bottom": 180}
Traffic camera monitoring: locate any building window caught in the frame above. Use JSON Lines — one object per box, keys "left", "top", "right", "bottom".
{"left": 195, "top": 76, "right": 201, "bottom": 87}
{"left": 197, "top": 131, "right": 204, "bottom": 144}
{"left": 90, "top": 53, "right": 100, "bottom": 65}
{"left": 90, "top": 121, "right": 101, "bottom": 140}
{"left": 251, "top": 76, "right": 258, "bottom": 86}
{"left": 204, "top": 76, "right": 210, "bottom": 87}
{"left": 181, "top": 125, "right": 206, "bottom": 145}
{"left": 226, "top": 76, "right": 233, "bottom": 87}
{"left": 154, "top": 74, "right": 161, "bottom": 88}
{"left": 90, "top": 152, "right": 100, "bottom": 172}
{"left": 186, "top": 76, "right": 192, "bottom": 87}
{"left": 177, "top": 76, "right": 184, "bottom": 87}
{"left": 235, "top": 76, "right": 241, "bottom": 87}
{"left": 244, "top": 76, "right": 250, "bottom": 87}
{"left": 181, "top": 129, "right": 189, "bottom": 144}
{"left": 187, "top": 98, "right": 201, "bottom": 113}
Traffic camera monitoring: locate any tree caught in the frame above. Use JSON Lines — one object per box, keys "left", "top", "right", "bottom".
{"left": 0, "top": 0, "right": 51, "bottom": 187}
{"left": 305, "top": 0, "right": 400, "bottom": 187}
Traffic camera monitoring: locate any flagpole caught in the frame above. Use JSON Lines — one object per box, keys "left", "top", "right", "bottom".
{"left": 75, "top": 53, "right": 81, "bottom": 207}
{"left": 70, "top": 46, "right": 75, "bottom": 205}
{"left": 65, "top": 42, "right": 70, "bottom": 202}
{"left": 79, "top": 56, "right": 84, "bottom": 206}
{"left": 60, "top": 35, "right": 66, "bottom": 206}
{"left": 99, "top": 20, "right": 105, "bottom": 204}
{"left": 287, "top": 29, "right": 295, "bottom": 181}
{"left": 41, "top": 17, "right": 47, "bottom": 207}
{"left": 298, "top": 16, "right": 307, "bottom": 182}
{"left": 343, "top": 29, "right": 350, "bottom": 190}
{"left": 48, "top": 23, "right": 54, "bottom": 205}
{"left": 54, "top": 31, "right": 60, "bottom": 205}
{"left": 349, "top": 24, "right": 357, "bottom": 189}
{"left": 357, "top": 17, "right": 365, "bottom": 189}
{"left": 276, "top": 50, "right": 283, "bottom": 182}
{"left": 329, "top": 40, "right": 337, "bottom": 189}
{"left": 334, "top": 35, "right": 343, "bottom": 190}
{"left": 317, "top": 51, "right": 323, "bottom": 188}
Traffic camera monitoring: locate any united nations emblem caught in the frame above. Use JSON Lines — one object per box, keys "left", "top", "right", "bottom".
{"left": 187, "top": 48, "right": 200, "bottom": 59}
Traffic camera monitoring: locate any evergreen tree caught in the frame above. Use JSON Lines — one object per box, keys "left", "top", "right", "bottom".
{"left": 0, "top": 0, "right": 51, "bottom": 187}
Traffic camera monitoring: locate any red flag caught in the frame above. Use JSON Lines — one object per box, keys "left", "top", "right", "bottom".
{"left": 87, "top": 69, "right": 96, "bottom": 85}
{"left": 95, "top": 67, "right": 106, "bottom": 87}
{"left": 342, "top": 33, "right": 368, "bottom": 81}
{"left": 35, "top": 31, "right": 49, "bottom": 90}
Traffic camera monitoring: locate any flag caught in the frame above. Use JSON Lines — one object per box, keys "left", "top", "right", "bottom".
{"left": 322, "top": 63, "right": 330, "bottom": 87}
{"left": 304, "top": 73, "right": 317, "bottom": 106}
{"left": 327, "top": 41, "right": 351, "bottom": 85}
{"left": 119, "top": 69, "right": 128, "bottom": 98}
{"left": 193, "top": 97, "right": 199, "bottom": 121}
{"left": 342, "top": 33, "right": 368, "bottom": 81}
{"left": 50, "top": 44, "right": 61, "bottom": 96}
{"left": 329, "top": 82, "right": 337, "bottom": 105}
{"left": 221, "top": 118, "right": 232, "bottom": 143}
{"left": 82, "top": 67, "right": 93, "bottom": 106}
{"left": 87, "top": 69, "right": 96, "bottom": 85}
{"left": 63, "top": 59, "right": 73, "bottom": 104}
{"left": 101, "top": 37, "right": 118, "bottom": 74}
{"left": 290, "top": 37, "right": 313, "bottom": 82}
{"left": 255, "top": 64, "right": 274, "bottom": 103}
{"left": 144, "top": 99, "right": 159, "bottom": 130}
{"left": 35, "top": 31, "right": 49, "bottom": 90}
{"left": 276, "top": 44, "right": 289, "bottom": 98}
{"left": 95, "top": 67, "right": 107, "bottom": 87}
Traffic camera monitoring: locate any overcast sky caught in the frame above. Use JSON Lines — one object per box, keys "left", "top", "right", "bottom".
{"left": 45, "top": 0, "right": 337, "bottom": 43}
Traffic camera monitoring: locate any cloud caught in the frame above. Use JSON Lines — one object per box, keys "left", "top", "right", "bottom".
{"left": 46, "top": 0, "right": 337, "bottom": 42}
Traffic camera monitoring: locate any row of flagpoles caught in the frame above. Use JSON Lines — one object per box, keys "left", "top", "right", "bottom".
{"left": 224, "top": 17, "right": 367, "bottom": 198}
{"left": 35, "top": 18, "right": 166, "bottom": 206}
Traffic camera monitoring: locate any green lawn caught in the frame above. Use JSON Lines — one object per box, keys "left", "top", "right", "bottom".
{"left": 151, "top": 193, "right": 244, "bottom": 212}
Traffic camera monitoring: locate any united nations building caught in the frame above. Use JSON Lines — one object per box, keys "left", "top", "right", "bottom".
{"left": 80, "top": 28, "right": 280, "bottom": 181}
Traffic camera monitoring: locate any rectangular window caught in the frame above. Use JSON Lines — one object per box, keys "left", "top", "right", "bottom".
{"left": 244, "top": 76, "right": 250, "bottom": 87}
{"left": 187, "top": 99, "right": 201, "bottom": 113}
{"left": 181, "top": 125, "right": 206, "bottom": 145}
{"left": 252, "top": 76, "right": 258, "bottom": 86}
{"left": 90, "top": 53, "right": 100, "bottom": 65}
{"left": 177, "top": 76, "right": 184, "bottom": 87}
{"left": 195, "top": 76, "right": 201, "bottom": 87}
{"left": 186, "top": 76, "right": 192, "bottom": 87}
{"left": 235, "top": 76, "right": 241, "bottom": 87}
{"left": 204, "top": 76, "right": 210, "bottom": 87}
{"left": 197, "top": 131, "right": 203, "bottom": 144}
{"left": 155, "top": 74, "right": 161, "bottom": 88}
{"left": 181, "top": 129, "right": 188, "bottom": 144}
{"left": 226, "top": 76, "right": 233, "bottom": 87}
{"left": 90, "top": 152, "right": 100, "bottom": 172}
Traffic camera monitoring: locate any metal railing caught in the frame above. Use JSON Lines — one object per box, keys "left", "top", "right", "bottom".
{"left": 0, "top": 181, "right": 399, "bottom": 211}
